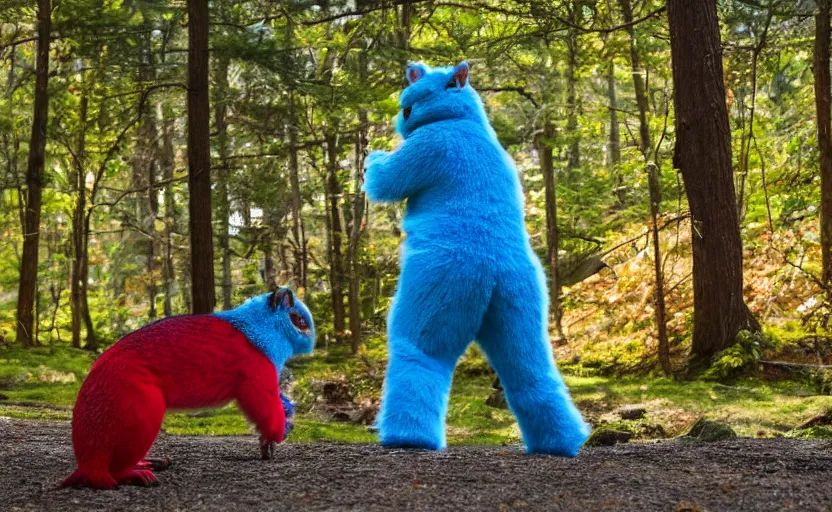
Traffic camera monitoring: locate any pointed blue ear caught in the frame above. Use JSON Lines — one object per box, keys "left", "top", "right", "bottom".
{"left": 451, "top": 61, "right": 469, "bottom": 88}
{"left": 406, "top": 63, "right": 428, "bottom": 85}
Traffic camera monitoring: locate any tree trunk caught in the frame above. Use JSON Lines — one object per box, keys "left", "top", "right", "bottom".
{"left": 620, "top": 0, "right": 670, "bottom": 373}
{"left": 288, "top": 93, "right": 307, "bottom": 290}
{"left": 348, "top": 51, "right": 369, "bottom": 354}
{"left": 133, "top": 33, "right": 158, "bottom": 320}
{"left": 816, "top": 0, "right": 832, "bottom": 286}
{"left": 607, "top": 59, "right": 624, "bottom": 206}
{"left": 80, "top": 212, "right": 97, "bottom": 350}
{"left": 16, "top": 0, "right": 51, "bottom": 347}
{"left": 538, "top": 122, "right": 565, "bottom": 343}
{"left": 70, "top": 81, "right": 90, "bottom": 349}
{"left": 284, "top": 16, "right": 307, "bottom": 291}
{"left": 158, "top": 104, "right": 177, "bottom": 316}
{"left": 214, "top": 52, "right": 233, "bottom": 310}
{"left": 187, "top": 0, "right": 215, "bottom": 313}
{"left": 326, "top": 131, "right": 346, "bottom": 337}
{"left": 668, "top": 0, "right": 760, "bottom": 364}
{"left": 566, "top": 26, "right": 580, "bottom": 174}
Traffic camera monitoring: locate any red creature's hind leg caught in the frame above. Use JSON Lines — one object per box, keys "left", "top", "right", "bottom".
{"left": 108, "top": 383, "right": 166, "bottom": 487}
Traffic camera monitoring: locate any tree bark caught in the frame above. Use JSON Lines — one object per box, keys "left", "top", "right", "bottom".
{"left": 325, "top": 131, "right": 346, "bottom": 337}
{"left": 157, "top": 104, "right": 177, "bottom": 316}
{"left": 214, "top": 52, "right": 233, "bottom": 310}
{"left": 284, "top": 16, "right": 307, "bottom": 291}
{"left": 566, "top": 24, "right": 580, "bottom": 174}
{"left": 606, "top": 61, "right": 621, "bottom": 168}
{"left": 538, "top": 122, "right": 565, "bottom": 342}
{"left": 16, "top": 0, "right": 51, "bottom": 347}
{"left": 620, "top": 0, "right": 669, "bottom": 373}
{"left": 288, "top": 92, "right": 307, "bottom": 290}
{"left": 348, "top": 50, "right": 369, "bottom": 354}
{"left": 606, "top": 59, "right": 625, "bottom": 210}
{"left": 816, "top": 0, "right": 832, "bottom": 286}
{"left": 70, "top": 80, "right": 90, "bottom": 349}
{"left": 668, "top": 0, "right": 759, "bottom": 364}
{"left": 187, "top": 0, "right": 215, "bottom": 313}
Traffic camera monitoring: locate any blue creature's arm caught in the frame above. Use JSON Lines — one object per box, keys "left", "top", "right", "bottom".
{"left": 363, "top": 131, "right": 445, "bottom": 203}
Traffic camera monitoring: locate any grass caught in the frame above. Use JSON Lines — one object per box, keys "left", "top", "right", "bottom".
{"left": 3, "top": 344, "right": 832, "bottom": 443}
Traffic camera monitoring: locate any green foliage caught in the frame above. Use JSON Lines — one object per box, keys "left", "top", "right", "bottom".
{"left": 703, "top": 330, "right": 769, "bottom": 381}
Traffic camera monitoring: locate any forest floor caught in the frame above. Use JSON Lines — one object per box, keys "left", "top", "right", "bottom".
{"left": 4, "top": 418, "right": 832, "bottom": 512}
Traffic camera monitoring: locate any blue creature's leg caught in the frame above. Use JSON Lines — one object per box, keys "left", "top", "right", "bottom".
{"left": 477, "top": 257, "right": 590, "bottom": 456}
{"left": 378, "top": 252, "right": 493, "bottom": 450}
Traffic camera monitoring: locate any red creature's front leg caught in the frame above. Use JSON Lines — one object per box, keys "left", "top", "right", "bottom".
{"left": 135, "top": 457, "right": 173, "bottom": 471}
{"left": 236, "top": 369, "right": 286, "bottom": 460}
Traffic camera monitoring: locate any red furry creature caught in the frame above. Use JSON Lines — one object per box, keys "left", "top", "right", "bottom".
{"left": 61, "top": 289, "right": 315, "bottom": 489}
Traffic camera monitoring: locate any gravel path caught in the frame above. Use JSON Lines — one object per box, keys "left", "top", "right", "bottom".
{"left": 3, "top": 417, "right": 832, "bottom": 511}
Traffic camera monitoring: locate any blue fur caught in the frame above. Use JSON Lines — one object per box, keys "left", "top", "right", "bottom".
{"left": 214, "top": 290, "right": 312, "bottom": 439}
{"left": 364, "top": 62, "right": 591, "bottom": 456}
{"left": 214, "top": 290, "right": 315, "bottom": 371}
{"left": 282, "top": 394, "right": 295, "bottom": 437}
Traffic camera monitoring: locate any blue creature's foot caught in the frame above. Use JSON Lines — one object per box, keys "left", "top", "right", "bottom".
{"left": 513, "top": 387, "right": 590, "bottom": 456}
{"left": 377, "top": 347, "right": 456, "bottom": 451}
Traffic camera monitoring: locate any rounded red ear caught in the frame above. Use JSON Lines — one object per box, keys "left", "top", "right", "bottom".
{"left": 452, "top": 62, "right": 469, "bottom": 88}
{"left": 406, "top": 63, "right": 427, "bottom": 84}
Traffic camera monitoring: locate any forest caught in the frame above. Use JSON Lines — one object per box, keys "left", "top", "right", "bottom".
{"left": 4, "top": 0, "right": 832, "bottom": 451}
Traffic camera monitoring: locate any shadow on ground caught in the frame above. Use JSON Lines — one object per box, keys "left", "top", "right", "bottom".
{"left": 3, "top": 418, "right": 832, "bottom": 511}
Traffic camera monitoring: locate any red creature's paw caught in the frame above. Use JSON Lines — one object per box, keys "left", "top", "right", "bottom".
{"left": 117, "top": 469, "right": 159, "bottom": 487}
{"left": 135, "top": 457, "right": 173, "bottom": 472}
{"left": 260, "top": 434, "right": 276, "bottom": 460}
{"left": 61, "top": 469, "right": 118, "bottom": 490}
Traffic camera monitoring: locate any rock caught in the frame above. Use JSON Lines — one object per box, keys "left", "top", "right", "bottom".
{"left": 797, "top": 409, "right": 832, "bottom": 430}
{"left": 485, "top": 389, "right": 509, "bottom": 409}
{"left": 351, "top": 404, "right": 379, "bottom": 425}
{"left": 617, "top": 405, "right": 647, "bottom": 421}
{"left": 586, "top": 428, "right": 633, "bottom": 447}
{"left": 331, "top": 411, "right": 352, "bottom": 423}
{"left": 638, "top": 422, "right": 668, "bottom": 438}
{"left": 683, "top": 418, "right": 737, "bottom": 442}
{"left": 321, "top": 380, "right": 353, "bottom": 406}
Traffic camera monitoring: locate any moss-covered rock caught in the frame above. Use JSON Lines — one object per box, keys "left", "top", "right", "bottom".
{"left": 586, "top": 428, "right": 633, "bottom": 447}
{"left": 683, "top": 418, "right": 737, "bottom": 442}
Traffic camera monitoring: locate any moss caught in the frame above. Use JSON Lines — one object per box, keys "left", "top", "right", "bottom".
{"left": 683, "top": 418, "right": 737, "bottom": 442}
{"left": 785, "top": 426, "right": 832, "bottom": 440}
{"left": 586, "top": 428, "right": 633, "bottom": 447}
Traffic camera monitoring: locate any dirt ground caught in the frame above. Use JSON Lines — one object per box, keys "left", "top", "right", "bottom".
{"left": 3, "top": 418, "right": 832, "bottom": 511}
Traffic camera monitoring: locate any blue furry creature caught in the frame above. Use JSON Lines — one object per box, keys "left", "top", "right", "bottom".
{"left": 363, "top": 62, "right": 590, "bottom": 456}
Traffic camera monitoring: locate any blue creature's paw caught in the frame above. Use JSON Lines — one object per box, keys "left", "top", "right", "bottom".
{"left": 364, "top": 150, "right": 388, "bottom": 171}
{"left": 281, "top": 393, "right": 295, "bottom": 439}
{"left": 379, "top": 424, "right": 443, "bottom": 450}
{"left": 517, "top": 389, "right": 591, "bottom": 457}
{"left": 525, "top": 418, "right": 591, "bottom": 457}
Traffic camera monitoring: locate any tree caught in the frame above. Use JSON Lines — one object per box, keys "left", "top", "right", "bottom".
{"left": 187, "top": 0, "right": 215, "bottom": 313}
{"left": 538, "top": 121, "right": 564, "bottom": 344}
{"left": 816, "top": 0, "right": 832, "bottom": 287}
{"left": 16, "top": 0, "right": 51, "bottom": 347}
{"left": 668, "top": 0, "right": 759, "bottom": 363}
{"left": 619, "top": 0, "right": 669, "bottom": 373}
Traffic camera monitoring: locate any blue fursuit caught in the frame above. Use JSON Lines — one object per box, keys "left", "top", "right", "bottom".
{"left": 364, "top": 61, "right": 590, "bottom": 455}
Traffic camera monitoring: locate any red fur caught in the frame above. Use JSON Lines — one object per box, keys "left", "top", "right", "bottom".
{"left": 62, "top": 315, "right": 285, "bottom": 489}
